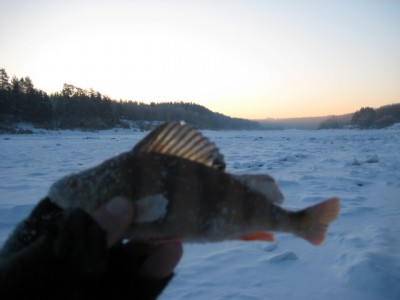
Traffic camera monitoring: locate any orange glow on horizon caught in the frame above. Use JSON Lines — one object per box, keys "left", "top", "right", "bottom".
{"left": 1, "top": 1, "right": 399, "bottom": 120}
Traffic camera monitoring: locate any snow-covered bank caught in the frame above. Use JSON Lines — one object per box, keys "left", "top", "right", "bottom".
{"left": 1, "top": 129, "right": 399, "bottom": 299}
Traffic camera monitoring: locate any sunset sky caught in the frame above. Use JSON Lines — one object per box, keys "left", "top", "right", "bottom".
{"left": 1, "top": 0, "right": 399, "bottom": 119}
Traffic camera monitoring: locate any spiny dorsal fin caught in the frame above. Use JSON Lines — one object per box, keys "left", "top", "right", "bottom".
{"left": 134, "top": 122, "right": 226, "bottom": 170}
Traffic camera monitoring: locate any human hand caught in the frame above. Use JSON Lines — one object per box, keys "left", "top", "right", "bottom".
{"left": 0, "top": 196, "right": 182, "bottom": 299}
{"left": 90, "top": 196, "right": 183, "bottom": 279}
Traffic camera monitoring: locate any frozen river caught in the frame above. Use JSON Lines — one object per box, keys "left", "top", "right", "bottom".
{"left": 1, "top": 127, "right": 399, "bottom": 299}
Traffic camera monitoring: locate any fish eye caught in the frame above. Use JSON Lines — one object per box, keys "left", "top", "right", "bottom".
{"left": 68, "top": 179, "right": 77, "bottom": 188}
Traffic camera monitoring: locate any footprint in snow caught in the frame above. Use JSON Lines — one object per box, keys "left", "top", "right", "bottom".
{"left": 366, "top": 155, "right": 379, "bottom": 163}
{"left": 336, "top": 234, "right": 367, "bottom": 249}
{"left": 261, "top": 243, "right": 278, "bottom": 252}
{"left": 341, "top": 205, "right": 375, "bottom": 216}
{"left": 340, "top": 251, "right": 400, "bottom": 297}
{"left": 269, "top": 251, "right": 298, "bottom": 263}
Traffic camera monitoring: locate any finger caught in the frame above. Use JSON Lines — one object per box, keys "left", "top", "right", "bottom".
{"left": 138, "top": 241, "right": 183, "bottom": 279}
{"left": 90, "top": 196, "right": 134, "bottom": 247}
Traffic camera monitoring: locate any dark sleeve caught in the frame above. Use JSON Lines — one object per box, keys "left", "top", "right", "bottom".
{"left": 0, "top": 198, "right": 173, "bottom": 300}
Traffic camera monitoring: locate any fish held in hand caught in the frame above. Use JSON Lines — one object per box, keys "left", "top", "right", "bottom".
{"left": 49, "top": 122, "right": 339, "bottom": 245}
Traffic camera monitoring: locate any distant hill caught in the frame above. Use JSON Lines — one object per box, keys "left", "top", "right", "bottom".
{"left": 349, "top": 103, "right": 400, "bottom": 129}
{"left": 258, "top": 116, "right": 339, "bottom": 130}
{"left": 317, "top": 114, "right": 353, "bottom": 129}
{"left": 1, "top": 68, "right": 398, "bottom": 131}
{"left": 317, "top": 103, "right": 400, "bottom": 129}
{"left": 0, "top": 68, "right": 264, "bottom": 131}
{"left": 258, "top": 103, "right": 400, "bottom": 130}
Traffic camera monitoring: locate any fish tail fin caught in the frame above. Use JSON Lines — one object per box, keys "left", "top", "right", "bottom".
{"left": 295, "top": 198, "right": 339, "bottom": 245}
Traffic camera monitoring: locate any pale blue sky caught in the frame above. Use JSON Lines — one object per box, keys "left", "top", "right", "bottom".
{"left": 1, "top": 0, "right": 399, "bottom": 118}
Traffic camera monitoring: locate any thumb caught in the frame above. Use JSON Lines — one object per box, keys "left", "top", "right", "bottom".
{"left": 90, "top": 196, "right": 134, "bottom": 247}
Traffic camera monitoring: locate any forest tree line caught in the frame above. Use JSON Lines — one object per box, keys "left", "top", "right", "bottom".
{"left": 318, "top": 103, "right": 400, "bottom": 129}
{"left": 2, "top": 68, "right": 398, "bottom": 131}
{"left": 0, "top": 68, "right": 263, "bottom": 131}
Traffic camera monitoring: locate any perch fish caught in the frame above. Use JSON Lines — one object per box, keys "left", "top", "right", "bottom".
{"left": 49, "top": 122, "right": 339, "bottom": 245}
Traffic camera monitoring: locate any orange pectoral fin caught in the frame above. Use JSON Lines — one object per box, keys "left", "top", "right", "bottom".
{"left": 240, "top": 232, "right": 275, "bottom": 242}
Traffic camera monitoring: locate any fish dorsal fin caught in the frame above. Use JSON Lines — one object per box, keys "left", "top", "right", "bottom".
{"left": 134, "top": 122, "right": 226, "bottom": 170}
{"left": 233, "top": 174, "right": 284, "bottom": 204}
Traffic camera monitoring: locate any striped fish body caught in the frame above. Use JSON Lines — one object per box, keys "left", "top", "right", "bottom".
{"left": 121, "top": 152, "right": 287, "bottom": 242}
{"left": 49, "top": 122, "right": 339, "bottom": 245}
{"left": 50, "top": 150, "right": 285, "bottom": 242}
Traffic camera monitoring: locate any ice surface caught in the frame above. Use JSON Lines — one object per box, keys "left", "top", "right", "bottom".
{"left": 1, "top": 128, "right": 399, "bottom": 299}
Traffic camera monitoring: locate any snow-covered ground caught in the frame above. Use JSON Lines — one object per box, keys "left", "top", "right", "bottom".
{"left": 1, "top": 128, "right": 399, "bottom": 299}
